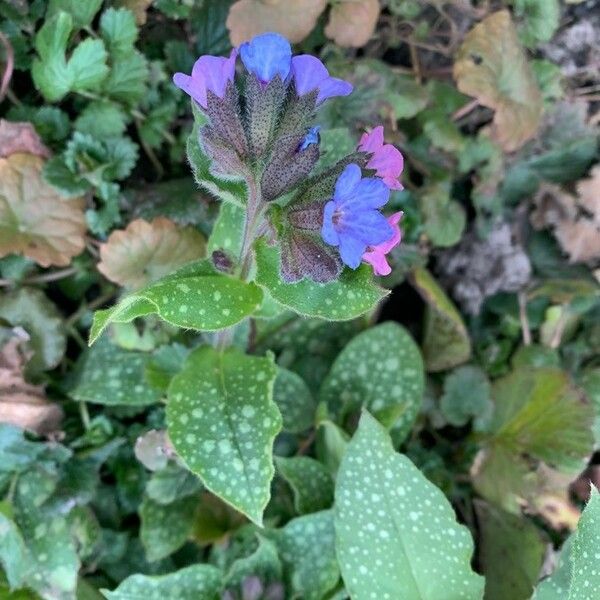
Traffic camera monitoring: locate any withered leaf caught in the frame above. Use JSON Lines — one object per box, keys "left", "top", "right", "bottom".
{"left": 0, "top": 153, "right": 87, "bottom": 267}
{"left": 324, "top": 0, "right": 380, "bottom": 48}
{"left": 0, "top": 120, "right": 50, "bottom": 159}
{"left": 0, "top": 331, "right": 63, "bottom": 435}
{"left": 454, "top": 10, "right": 543, "bottom": 152}
{"left": 227, "top": 0, "right": 327, "bottom": 45}
{"left": 97, "top": 217, "right": 207, "bottom": 289}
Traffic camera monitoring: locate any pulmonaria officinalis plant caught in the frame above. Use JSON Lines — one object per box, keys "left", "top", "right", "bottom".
{"left": 89, "top": 31, "right": 405, "bottom": 527}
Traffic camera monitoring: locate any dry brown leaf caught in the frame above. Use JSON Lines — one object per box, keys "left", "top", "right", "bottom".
{"left": 453, "top": 10, "right": 543, "bottom": 152}
{"left": 324, "top": 0, "right": 380, "bottom": 47}
{"left": 226, "top": 0, "right": 328, "bottom": 45}
{"left": 97, "top": 217, "right": 207, "bottom": 289}
{"left": 0, "top": 120, "right": 50, "bottom": 159}
{"left": 114, "top": 0, "right": 154, "bottom": 25}
{"left": 0, "top": 330, "right": 63, "bottom": 435}
{"left": 532, "top": 168, "right": 600, "bottom": 263}
{"left": 0, "top": 153, "right": 87, "bottom": 267}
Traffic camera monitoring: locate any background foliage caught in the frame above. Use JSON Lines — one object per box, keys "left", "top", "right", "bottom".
{"left": 0, "top": 0, "right": 599, "bottom": 599}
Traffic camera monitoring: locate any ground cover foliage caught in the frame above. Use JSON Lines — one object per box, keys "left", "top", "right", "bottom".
{"left": 0, "top": 1, "right": 599, "bottom": 599}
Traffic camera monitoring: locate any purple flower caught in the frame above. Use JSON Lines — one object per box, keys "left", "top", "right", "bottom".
{"left": 239, "top": 32, "right": 292, "bottom": 83}
{"left": 173, "top": 49, "right": 237, "bottom": 108}
{"left": 321, "top": 164, "right": 394, "bottom": 269}
{"left": 358, "top": 126, "right": 404, "bottom": 190}
{"left": 291, "top": 55, "right": 353, "bottom": 104}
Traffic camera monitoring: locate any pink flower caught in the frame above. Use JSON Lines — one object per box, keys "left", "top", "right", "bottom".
{"left": 358, "top": 126, "right": 404, "bottom": 190}
{"left": 362, "top": 212, "right": 403, "bottom": 276}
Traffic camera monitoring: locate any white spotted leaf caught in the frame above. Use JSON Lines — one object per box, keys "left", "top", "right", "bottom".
{"left": 102, "top": 564, "right": 223, "bottom": 599}
{"left": 89, "top": 259, "right": 263, "bottom": 344}
{"left": 70, "top": 337, "right": 162, "bottom": 406}
{"left": 273, "top": 367, "right": 316, "bottom": 433}
{"left": 320, "top": 322, "right": 424, "bottom": 443}
{"left": 272, "top": 510, "right": 340, "bottom": 600}
{"left": 335, "top": 411, "right": 485, "bottom": 600}
{"left": 139, "top": 495, "right": 198, "bottom": 562}
{"left": 255, "top": 240, "right": 388, "bottom": 321}
{"left": 166, "top": 347, "right": 281, "bottom": 526}
{"left": 276, "top": 456, "right": 334, "bottom": 515}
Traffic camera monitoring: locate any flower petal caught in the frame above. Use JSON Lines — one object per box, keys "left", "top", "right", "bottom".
{"left": 292, "top": 55, "right": 353, "bottom": 104}
{"left": 339, "top": 234, "right": 367, "bottom": 269}
{"left": 321, "top": 201, "right": 340, "bottom": 246}
{"left": 350, "top": 177, "right": 390, "bottom": 210}
{"left": 333, "top": 163, "right": 362, "bottom": 203}
{"left": 358, "top": 126, "right": 384, "bottom": 153}
{"left": 340, "top": 209, "right": 394, "bottom": 246}
{"left": 362, "top": 250, "right": 392, "bottom": 276}
{"left": 240, "top": 32, "right": 292, "bottom": 83}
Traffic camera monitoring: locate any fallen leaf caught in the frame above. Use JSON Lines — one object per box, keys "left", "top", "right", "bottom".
{"left": 0, "top": 329, "right": 63, "bottom": 435}
{"left": 0, "top": 153, "right": 87, "bottom": 267}
{"left": 97, "top": 217, "right": 206, "bottom": 289}
{"left": 324, "top": 0, "right": 380, "bottom": 48}
{"left": 531, "top": 167, "right": 600, "bottom": 263}
{"left": 134, "top": 429, "right": 175, "bottom": 471}
{"left": 226, "top": 0, "right": 327, "bottom": 45}
{"left": 454, "top": 10, "right": 543, "bottom": 152}
{"left": 0, "top": 120, "right": 50, "bottom": 158}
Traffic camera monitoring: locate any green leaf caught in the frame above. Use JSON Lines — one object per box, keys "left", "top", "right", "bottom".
{"left": 533, "top": 489, "right": 600, "bottom": 599}
{"left": 68, "top": 39, "right": 110, "bottom": 93}
{"left": 47, "top": 0, "right": 103, "bottom": 28}
{"left": 70, "top": 337, "right": 162, "bottom": 406}
{"left": 514, "top": 0, "right": 560, "bottom": 47}
{"left": 0, "top": 287, "right": 66, "bottom": 374}
{"left": 103, "top": 52, "right": 148, "bottom": 104}
{"left": 75, "top": 101, "right": 128, "bottom": 139}
{"left": 475, "top": 500, "right": 546, "bottom": 600}
{"left": 207, "top": 202, "right": 245, "bottom": 260}
{"left": 276, "top": 456, "right": 334, "bottom": 514}
{"left": 273, "top": 367, "right": 316, "bottom": 433}
{"left": 320, "top": 322, "right": 424, "bottom": 441}
{"left": 0, "top": 505, "right": 30, "bottom": 590}
{"left": 473, "top": 368, "right": 595, "bottom": 512}
{"left": 440, "top": 365, "right": 492, "bottom": 427}
{"left": 225, "top": 534, "right": 282, "bottom": 588}
{"left": 166, "top": 347, "right": 281, "bottom": 525}
{"left": 146, "top": 463, "right": 202, "bottom": 505}
{"left": 411, "top": 267, "right": 471, "bottom": 372}
{"left": 255, "top": 240, "right": 387, "bottom": 321}
{"left": 186, "top": 106, "right": 248, "bottom": 206}
{"left": 89, "top": 260, "right": 263, "bottom": 344}
{"left": 273, "top": 510, "right": 340, "bottom": 600}
{"left": 421, "top": 180, "right": 466, "bottom": 247}
{"left": 100, "top": 7, "right": 138, "bottom": 57}
{"left": 335, "top": 411, "right": 484, "bottom": 600}
{"left": 102, "top": 564, "right": 223, "bottom": 600}
{"left": 139, "top": 495, "right": 198, "bottom": 562}
{"left": 192, "top": 0, "right": 233, "bottom": 56}
{"left": 317, "top": 128, "right": 355, "bottom": 170}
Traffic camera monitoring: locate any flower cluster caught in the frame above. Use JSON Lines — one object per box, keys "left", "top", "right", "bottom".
{"left": 173, "top": 33, "right": 404, "bottom": 282}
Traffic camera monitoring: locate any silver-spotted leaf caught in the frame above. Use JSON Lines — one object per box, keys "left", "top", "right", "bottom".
{"left": 255, "top": 240, "right": 387, "bottom": 321}
{"left": 166, "top": 347, "right": 281, "bottom": 525}
{"left": 102, "top": 564, "right": 222, "bottom": 600}
{"left": 320, "top": 322, "right": 424, "bottom": 442}
{"left": 89, "top": 260, "right": 263, "bottom": 344}
{"left": 273, "top": 367, "right": 316, "bottom": 433}
{"left": 335, "top": 411, "right": 484, "bottom": 600}
{"left": 276, "top": 456, "right": 334, "bottom": 515}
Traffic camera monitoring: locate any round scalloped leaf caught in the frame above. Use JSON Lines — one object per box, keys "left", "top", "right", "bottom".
{"left": 89, "top": 260, "right": 263, "bottom": 344}
{"left": 0, "top": 153, "right": 86, "bottom": 267}
{"left": 98, "top": 217, "right": 206, "bottom": 289}
{"left": 102, "top": 564, "right": 223, "bottom": 599}
{"left": 335, "top": 411, "right": 484, "bottom": 600}
{"left": 255, "top": 240, "right": 387, "bottom": 321}
{"left": 166, "top": 347, "right": 281, "bottom": 526}
{"left": 320, "top": 322, "right": 424, "bottom": 442}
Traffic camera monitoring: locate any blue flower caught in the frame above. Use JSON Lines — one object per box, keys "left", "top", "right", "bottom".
{"left": 240, "top": 32, "right": 292, "bottom": 83}
{"left": 291, "top": 55, "right": 353, "bottom": 104}
{"left": 321, "top": 164, "right": 393, "bottom": 269}
{"left": 298, "top": 126, "right": 321, "bottom": 151}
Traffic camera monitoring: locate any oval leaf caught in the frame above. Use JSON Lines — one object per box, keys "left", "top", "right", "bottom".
{"left": 166, "top": 347, "right": 281, "bottom": 525}
{"left": 335, "top": 411, "right": 484, "bottom": 600}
